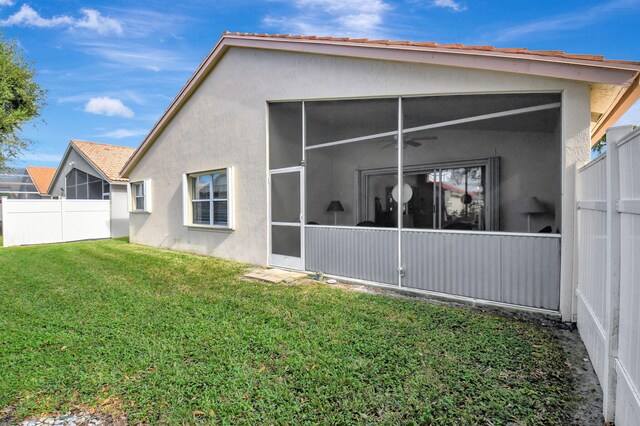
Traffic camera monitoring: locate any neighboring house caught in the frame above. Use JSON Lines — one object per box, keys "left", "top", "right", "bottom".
{"left": 0, "top": 166, "right": 55, "bottom": 199}
{"left": 48, "top": 140, "right": 136, "bottom": 238}
{"left": 120, "top": 32, "right": 640, "bottom": 320}
{"left": 0, "top": 166, "right": 56, "bottom": 234}
{"left": 26, "top": 166, "right": 57, "bottom": 198}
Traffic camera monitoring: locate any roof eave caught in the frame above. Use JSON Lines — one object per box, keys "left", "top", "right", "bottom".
{"left": 591, "top": 74, "right": 640, "bottom": 144}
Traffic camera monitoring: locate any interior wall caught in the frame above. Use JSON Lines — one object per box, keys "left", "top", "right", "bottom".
{"left": 306, "top": 126, "right": 561, "bottom": 233}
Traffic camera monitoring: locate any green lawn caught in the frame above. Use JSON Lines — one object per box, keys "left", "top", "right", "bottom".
{"left": 1, "top": 239, "right": 574, "bottom": 424}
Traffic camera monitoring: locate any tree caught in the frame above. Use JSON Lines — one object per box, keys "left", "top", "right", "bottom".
{"left": 0, "top": 32, "right": 46, "bottom": 172}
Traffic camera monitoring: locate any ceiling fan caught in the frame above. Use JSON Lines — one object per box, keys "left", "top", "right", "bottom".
{"left": 382, "top": 134, "right": 437, "bottom": 150}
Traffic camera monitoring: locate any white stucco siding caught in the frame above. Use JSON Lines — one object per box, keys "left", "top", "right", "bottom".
{"left": 128, "top": 47, "right": 591, "bottom": 271}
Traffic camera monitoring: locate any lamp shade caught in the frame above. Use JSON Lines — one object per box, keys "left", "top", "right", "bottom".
{"left": 391, "top": 183, "right": 413, "bottom": 203}
{"left": 326, "top": 200, "right": 344, "bottom": 212}
{"left": 520, "top": 196, "right": 545, "bottom": 214}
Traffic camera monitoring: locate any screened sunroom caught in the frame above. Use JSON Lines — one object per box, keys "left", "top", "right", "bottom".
{"left": 270, "top": 93, "right": 562, "bottom": 311}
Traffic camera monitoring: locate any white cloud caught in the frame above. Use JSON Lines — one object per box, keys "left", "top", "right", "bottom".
{"left": 2, "top": 4, "right": 73, "bottom": 27}
{"left": 74, "top": 8, "right": 123, "bottom": 35}
{"left": 1, "top": 4, "right": 122, "bottom": 35}
{"left": 0, "top": 0, "right": 15, "bottom": 7}
{"left": 263, "top": 0, "right": 391, "bottom": 38}
{"left": 432, "top": 0, "right": 466, "bottom": 12}
{"left": 492, "top": 0, "right": 639, "bottom": 42}
{"left": 84, "top": 97, "right": 134, "bottom": 118}
{"left": 97, "top": 128, "right": 148, "bottom": 139}
{"left": 78, "top": 41, "right": 194, "bottom": 72}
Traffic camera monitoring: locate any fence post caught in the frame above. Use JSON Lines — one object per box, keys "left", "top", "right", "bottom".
{"left": 602, "top": 125, "right": 631, "bottom": 421}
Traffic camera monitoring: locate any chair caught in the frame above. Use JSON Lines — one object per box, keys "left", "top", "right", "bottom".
{"left": 356, "top": 221, "right": 375, "bottom": 227}
{"left": 444, "top": 222, "right": 473, "bottom": 230}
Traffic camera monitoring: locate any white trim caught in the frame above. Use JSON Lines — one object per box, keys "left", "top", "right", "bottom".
{"left": 186, "top": 224, "right": 234, "bottom": 232}
{"left": 271, "top": 221, "right": 301, "bottom": 227}
{"left": 269, "top": 166, "right": 303, "bottom": 174}
{"left": 145, "top": 179, "right": 152, "bottom": 213}
{"left": 182, "top": 167, "right": 234, "bottom": 229}
{"left": 182, "top": 173, "right": 190, "bottom": 227}
{"left": 128, "top": 180, "right": 151, "bottom": 213}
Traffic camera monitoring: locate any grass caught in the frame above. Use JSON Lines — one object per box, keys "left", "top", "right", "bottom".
{"left": 1, "top": 239, "right": 575, "bottom": 425}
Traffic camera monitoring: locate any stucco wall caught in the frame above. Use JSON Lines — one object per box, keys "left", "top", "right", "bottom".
{"left": 128, "top": 47, "right": 591, "bottom": 273}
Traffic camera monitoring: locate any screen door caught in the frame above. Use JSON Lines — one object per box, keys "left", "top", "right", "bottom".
{"left": 269, "top": 167, "right": 303, "bottom": 270}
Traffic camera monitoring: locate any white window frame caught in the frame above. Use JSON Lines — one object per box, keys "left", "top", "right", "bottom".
{"left": 182, "top": 167, "right": 234, "bottom": 230}
{"left": 128, "top": 180, "right": 152, "bottom": 213}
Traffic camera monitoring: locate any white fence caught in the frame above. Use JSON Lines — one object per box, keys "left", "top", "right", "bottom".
{"left": 1, "top": 199, "right": 111, "bottom": 247}
{"left": 576, "top": 125, "right": 640, "bottom": 424}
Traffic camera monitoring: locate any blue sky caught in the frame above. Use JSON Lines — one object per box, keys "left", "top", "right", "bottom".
{"left": 2, "top": 0, "right": 639, "bottom": 168}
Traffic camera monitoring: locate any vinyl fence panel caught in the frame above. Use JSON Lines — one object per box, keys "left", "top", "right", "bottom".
{"left": 614, "top": 128, "right": 640, "bottom": 426}
{"left": 576, "top": 125, "right": 640, "bottom": 425}
{"left": 1, "top": 199, "right": 111, "bottom": 247}
{"left": 576, "top": 155, "right": 608, "bottom": 382}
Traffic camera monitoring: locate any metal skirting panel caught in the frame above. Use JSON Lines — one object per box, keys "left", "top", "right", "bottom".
{"left": 500, "top": 235, "right": 560, "bottom": 308}
{"left": 403, "top": 230, "right": 560, "bottom": 310}
{"left": 305, "top": 227, "right": 398, "bottom": 285}
{"left": 306, "top": 227, "right": 560, "bottom": 310}
{"left": 401, "top": 231, "right": 501, "bottom": 301}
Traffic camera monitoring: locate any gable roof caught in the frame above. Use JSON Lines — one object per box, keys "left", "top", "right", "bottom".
{"left": 70, "top": 140, "right": 136, "bottom": 182}
{"left": 47, "top": 140, "right": 136, "bottom": 194}
{"left": 25, "top": 166, "right": 56, "bottom": 195}
{"left": 121, "top": 32, "right": 640, "bottom": 177}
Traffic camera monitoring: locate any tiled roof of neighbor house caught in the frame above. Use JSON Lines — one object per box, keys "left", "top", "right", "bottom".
{"left": 25, "top": 166, "right": 56, "bottom": 195}
{"left": 222, "top": 32, "right": 640, "bottom": 66}
{"left": 71, "top": 140, "right": 136, "bottom": 182}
